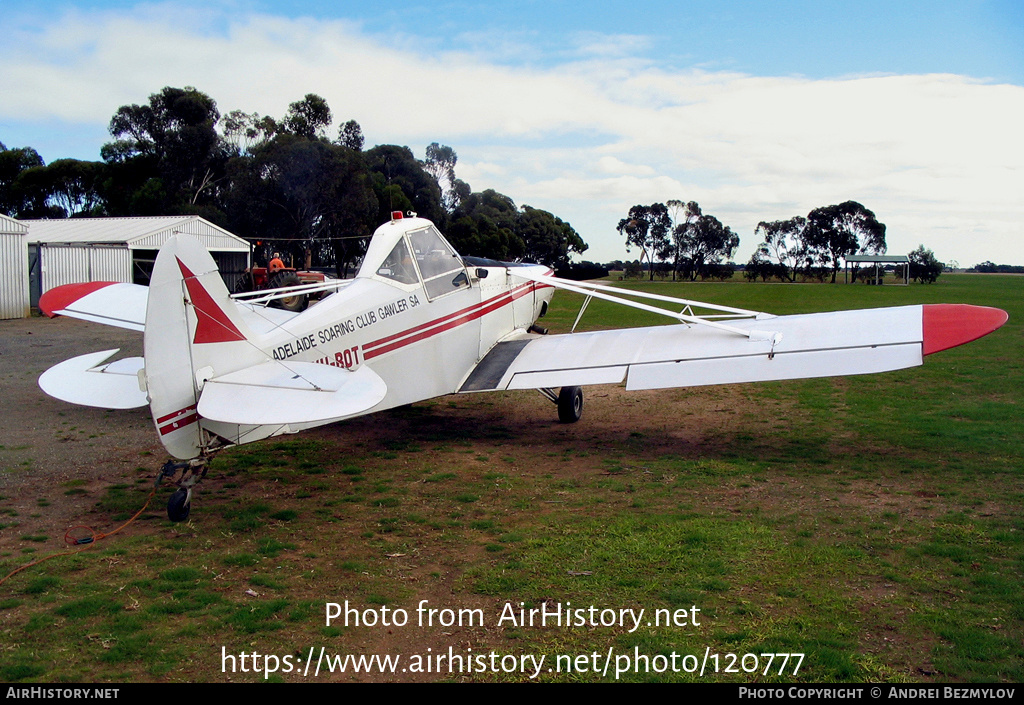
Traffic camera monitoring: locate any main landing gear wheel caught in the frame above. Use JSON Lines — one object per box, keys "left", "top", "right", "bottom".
{"left": 557, "top": 386, "right": 584, "bottom": 424}
{"left": 167, "top": 489, "right": 191, "bottom": 522}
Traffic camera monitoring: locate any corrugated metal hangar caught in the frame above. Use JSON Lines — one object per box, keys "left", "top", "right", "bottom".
{"left": 0, "top": 214, "right": 30, "bottom": 320}
{"left": 18, "top": 216, "right": 251, "bottom": 312}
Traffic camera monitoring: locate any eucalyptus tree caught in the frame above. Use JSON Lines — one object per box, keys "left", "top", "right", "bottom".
{"left": 909, "top": 245, "right": 943, "bottom": 284}
{"left": 226, "top": 131, "right": 378, "bottom": 274}
{"left": 617, "top": 203, "right": 672, "bottom": 281}
{"left": 338, "top": 120, "right": 365, "bottom": 151}
{"left": 422, "top": 143, "right": 470, "bottom": 214}
{"left": 804, "top": 201, "right": 886, "bottom": 283}
{"left": 365, "top": 145, "right": 445, "bottom": 226}
{"left": 0, "top": 143, "right": 47, "bottom": 216}
{"left": 20, "top": 159, "right": 106, "bottom": 217}
{"left": 751, "top": 216, "right": 808, "bottom": 282}
{"left": 281, "top": 94, "right": 333, "bottom": 141}
{"left": 670, "top": 201, "right": 740, "bottom": 281}
{"left": 104, "top": 86, "right": 227, "bottom": 214}
{"left": 517, "top": 205, "right": 587, "bottom": 268}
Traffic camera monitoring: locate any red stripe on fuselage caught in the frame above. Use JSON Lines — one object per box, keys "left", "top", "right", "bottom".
{"left": 156, "top": 404, "right": 199, "bottom": 435}
{"left": 362, "top": 281, "right": 549, "bottom": 360}
{"left": 364, "top": 282, "right": 533, "bottom": 352}
{"left": 158, "top": 413, "right": 199, "bottom": 435}
{"left": 156, "top": 404, "right": 197, "bottom": 425}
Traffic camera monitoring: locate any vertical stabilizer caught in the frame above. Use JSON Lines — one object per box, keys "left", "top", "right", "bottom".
{"left": 144, "top": 234, "right": 268, "bottom": 459}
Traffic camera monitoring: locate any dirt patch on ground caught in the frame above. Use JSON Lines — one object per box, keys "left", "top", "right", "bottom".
{"left": 0, "top": 317, "right": 161, "bottom": 540}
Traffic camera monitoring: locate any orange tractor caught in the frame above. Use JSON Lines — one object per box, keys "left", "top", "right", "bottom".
{"left": 233, "top": 254, "right": 326, "bottom": 312}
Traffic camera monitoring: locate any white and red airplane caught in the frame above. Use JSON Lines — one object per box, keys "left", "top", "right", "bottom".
{"left": 38, "top": 211, "right": 1007, "bottom": 521}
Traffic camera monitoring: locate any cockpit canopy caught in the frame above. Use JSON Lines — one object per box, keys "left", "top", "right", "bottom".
{"left": 358, "top": 217, "right": 469, "bottom": 300}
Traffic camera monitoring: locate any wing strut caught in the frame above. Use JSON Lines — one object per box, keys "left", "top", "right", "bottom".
{"left": 571, "top": 294, "right": 593, "bottom": 333}
{"left": 231, "top": 279, "right": 351, "bottom": 307}
{"left": 513, "top": 271, "right": 781, "bottom": 342}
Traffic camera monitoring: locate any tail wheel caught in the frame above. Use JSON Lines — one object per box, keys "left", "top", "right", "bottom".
{"left": 557, "top": 386, "right": 583, "bottom": 423}
{"left": 167, "top": 488, "right": 191, "bottom": 522}
{"left": 268, "top": 272, "right": 308, "bottom": 312}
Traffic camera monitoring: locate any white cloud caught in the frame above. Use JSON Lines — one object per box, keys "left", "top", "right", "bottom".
{"left": 2, "top": 3, "right": 1022, "bottom": 265}
{"left": 595, "top": 156, "right": 656, "bottom": 176}
{"left": 567, "top": 31, "right": 657, "bottom": 59}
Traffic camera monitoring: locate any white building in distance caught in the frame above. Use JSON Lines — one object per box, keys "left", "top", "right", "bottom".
{"left": 21, "top": 216, "right": 251, "bottom": 311}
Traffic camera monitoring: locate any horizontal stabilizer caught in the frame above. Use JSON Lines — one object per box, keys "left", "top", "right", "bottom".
{"left": 197, "top": 361, "right": 387, "bottom": 425}
{"left": 38, "top": 349, "right": 148, "bottom": 409}
{"left": 39, "top": 282, "right": 148, "bottom": 331}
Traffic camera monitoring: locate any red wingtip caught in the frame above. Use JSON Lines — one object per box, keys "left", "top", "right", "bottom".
{"left": 38, "top": 282, "right": 118, "bottom": 318}
{"left": 922, "top": 304, "right": 1008, "bottom": 356}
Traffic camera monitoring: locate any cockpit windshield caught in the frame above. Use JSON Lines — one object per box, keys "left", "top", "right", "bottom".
{"left": 376, "top": 238, "right": 418, "bottom": 285}
{"left": 408, "top": 226, "right": 467, "bottom": 299}
{"left": 363, "top": 219, "right": 471, "bottom": 299}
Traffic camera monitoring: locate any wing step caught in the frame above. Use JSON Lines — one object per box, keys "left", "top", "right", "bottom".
{"left": 460, "top": 339, "right": 532, "bottom": 392}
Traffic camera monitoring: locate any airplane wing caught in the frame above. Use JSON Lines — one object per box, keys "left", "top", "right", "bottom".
{"left": 38, "top": 280, "right": 305, "bottom": 335}
{"left": 39, "top": 282, "right": 148, "bottom": 331}
{"left": 462, "top": 272, "right": 1007, "bottom": 393}
{"left": 460, "top": 307, "right": 918, "bottom": 392}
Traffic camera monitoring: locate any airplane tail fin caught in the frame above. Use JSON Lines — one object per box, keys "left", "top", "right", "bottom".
{"left": 144, "top": 234, "right": 267, "bottom": 459}
{"left": 143, "top": 234, "right": 387, "bottom": 459}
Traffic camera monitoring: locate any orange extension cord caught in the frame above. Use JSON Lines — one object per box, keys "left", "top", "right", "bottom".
{"left": 0, "top": 487, "right": 159, "bottom": 588}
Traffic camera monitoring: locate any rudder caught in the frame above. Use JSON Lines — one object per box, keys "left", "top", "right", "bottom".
{"left": 144, "top": 234, "right": 267, "bottom": 459}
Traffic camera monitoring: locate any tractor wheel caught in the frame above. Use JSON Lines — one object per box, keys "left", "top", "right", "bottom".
{"left": 233, "top": 271, "right": 254, "bottom": 294}
{"left": 268, "top": 272, "right": 308, "bottom": 312}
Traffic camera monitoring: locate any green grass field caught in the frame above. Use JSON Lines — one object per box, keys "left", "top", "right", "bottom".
{"left": 1, "top": 274, "right": 1021, "bottom": 682}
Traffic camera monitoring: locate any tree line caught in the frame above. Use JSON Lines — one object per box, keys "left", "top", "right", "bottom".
{"left": 618, "top": 198, "right": 943, "bottom": 284}
{"left": 746, "top": 201, "right": 888, "bottom": 283}
{"left": 0, "top": 86, "right": 587, "bottom": 274}
{"left": 617, "top": 200, "right": 740, "bottom": 282}
{"left": 972, "top": 262, "right": 1024, "bottom": 274}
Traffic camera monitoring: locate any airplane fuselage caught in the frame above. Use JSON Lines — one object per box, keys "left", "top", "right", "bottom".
{"left": 258, "top": 265, "right": 553, "bottom": 416}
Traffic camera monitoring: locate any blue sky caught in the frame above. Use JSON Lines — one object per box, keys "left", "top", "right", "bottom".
{"left": 310, "top": 0, "right": 1024, "bottom": 80}
{"left": 2, "top": 0, "right": 1022, "bottom": 265}
{"left": 9, "top": 0, "right": 1017, "bottom": 80}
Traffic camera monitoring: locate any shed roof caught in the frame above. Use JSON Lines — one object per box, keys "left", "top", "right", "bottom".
{"left": 22, "top": 216, "right": 249, "bottom": 251}
{"left": 0, "top": 214, "right": 28, "bottom": 235}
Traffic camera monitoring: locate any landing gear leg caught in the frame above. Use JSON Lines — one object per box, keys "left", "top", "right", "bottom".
{"left": 157, "top": 458, "right": 208, "bottom": 522}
